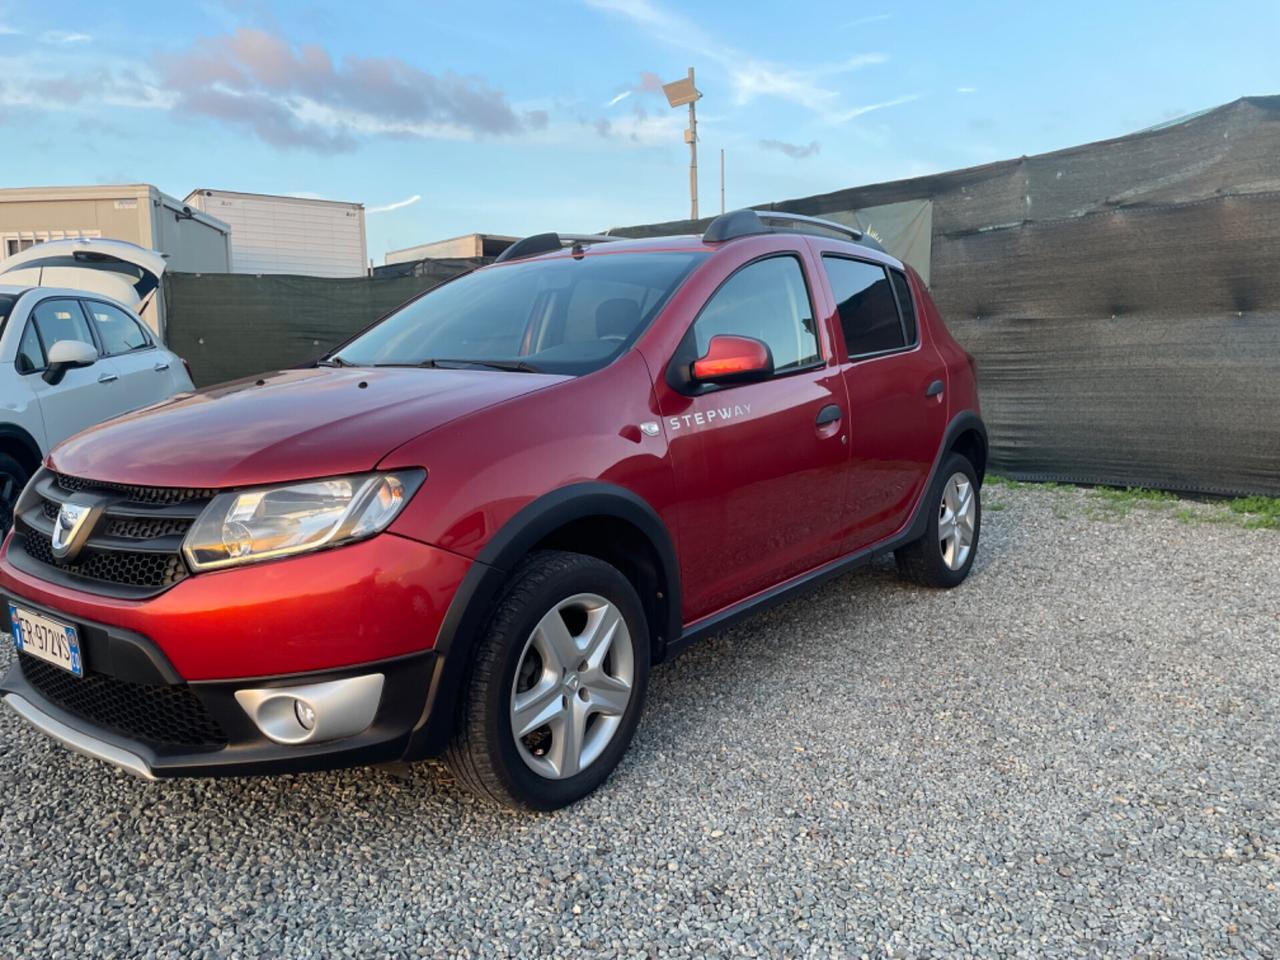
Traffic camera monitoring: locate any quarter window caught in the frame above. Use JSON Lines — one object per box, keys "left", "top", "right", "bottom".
{"left": 890, "top": 269, "right": 917, "bottom": 344}
{"left": 692, "top": 256, "right": 819, "bottom": 373}
{"left": 85, "top": 301, "right": 151, "bottom": 355}
{"left": 822, "top": 257, "right": 908, "bottom": 357}
{"left": 17, "top": 322, "right": 45, "bottom": 373}
{"left": 30, "top": 298, "right": 97, "bottom": 356}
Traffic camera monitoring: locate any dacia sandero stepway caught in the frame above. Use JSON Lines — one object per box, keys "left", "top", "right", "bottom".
{"left": 1, "top": 209, "right": 986, "bottom": 810}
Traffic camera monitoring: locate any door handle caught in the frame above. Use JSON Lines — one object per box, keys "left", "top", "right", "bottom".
{"left": 97, "top": 373, "right": 119, "bottom": 384}
{"left": 925, "top": 379, "right": 944, "bottom": 398}
{"left": 153, "top": 361, "right": 170, "bottom": 372}
{"left": 815, "top": 404, "right": 843, "bottom": 426}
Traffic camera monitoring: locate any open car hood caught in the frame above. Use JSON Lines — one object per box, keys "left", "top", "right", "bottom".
{"left": 0, "top": 238, "right": 166, "bottom": 312}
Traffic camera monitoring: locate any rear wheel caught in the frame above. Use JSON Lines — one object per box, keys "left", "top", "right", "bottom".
{"left": 0, "top": 453, "right": 31, "bottom": 537}
{"left": 895, "top": 452, "right": 981, "bottom": 588}
{"left": 445, "top": 550, "right": 650, "bottom": 810}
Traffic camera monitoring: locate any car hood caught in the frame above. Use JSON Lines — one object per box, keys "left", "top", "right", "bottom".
{"left": 48, "top": 366, "right": 568, "bottom": 489}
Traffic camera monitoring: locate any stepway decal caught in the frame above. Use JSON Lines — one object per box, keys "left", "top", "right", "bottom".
{"left": 669, "top": 403, "right": 751, "bottom": 431}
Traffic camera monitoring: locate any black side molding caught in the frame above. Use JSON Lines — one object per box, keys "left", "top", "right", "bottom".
{"left": 667, "top": 408, "right": 987, "bottom": 659}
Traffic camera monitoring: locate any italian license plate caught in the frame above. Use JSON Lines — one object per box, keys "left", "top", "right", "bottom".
{"left": 9, "top": 603, "right": 83, "bottom": 677}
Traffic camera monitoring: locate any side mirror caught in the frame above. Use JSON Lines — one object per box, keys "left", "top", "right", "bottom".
{"left": 43, "top": 340, "right": 98, "bottom": 386}
{"left": 690, "top": 334, "right": 774, "bottom": 386}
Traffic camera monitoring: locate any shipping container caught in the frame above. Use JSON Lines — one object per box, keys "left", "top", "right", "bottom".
{"left": 185, "top": 189, "right": 367, "bottom": 278}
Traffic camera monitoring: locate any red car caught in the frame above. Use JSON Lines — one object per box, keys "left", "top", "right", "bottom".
{"left": 1, "top": 210, "right": 985, "bottom": 810}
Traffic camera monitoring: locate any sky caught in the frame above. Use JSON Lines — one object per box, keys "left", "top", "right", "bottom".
{"left": 1, "top": 0, "right": 1277, "bottom": 263}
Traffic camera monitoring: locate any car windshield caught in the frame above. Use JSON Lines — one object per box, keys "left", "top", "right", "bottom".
{"left": 333, "top": 251, "right": 708, "bottom": 376}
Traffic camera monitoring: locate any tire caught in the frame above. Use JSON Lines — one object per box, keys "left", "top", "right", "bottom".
{"left": 444, "top": 550, "right": 650, "bottom": 811}
{"left": 895, "top": 452, "right": 981, "bottom": 588}
{"left": 0, "top": 453, "right": 31, "bottom": 538}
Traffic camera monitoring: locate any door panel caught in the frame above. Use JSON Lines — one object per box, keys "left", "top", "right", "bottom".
{"left": 81, "top": 299, "right": 168, "bottom": 412}
{"left": 815, "top": 254, "right": 947, "bottom": 549}
{"left": 841, "top": 347, "right": 947, "bottom": 548}
{"left": 28, "top": 358, "right": 131, "bottom": 448}
{"left": 663, "top": 372, "right": 850, "bottom": 620}
{"left": 23, "top": 297, "right": 134, "bottom": 447}
{"left": 657, "top": 252, "right": 851, "bottom": 623}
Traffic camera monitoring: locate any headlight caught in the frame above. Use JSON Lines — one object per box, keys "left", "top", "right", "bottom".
{"left": 182, "top": 470, "right": 425, "bottom": 571}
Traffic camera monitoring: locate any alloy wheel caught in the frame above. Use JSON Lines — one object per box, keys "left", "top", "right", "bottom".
{"left": 509, "top": 592, "right": 635, "bottom": 780}
{"left": 938, "top": 472, "right": 976, "bottom": 571}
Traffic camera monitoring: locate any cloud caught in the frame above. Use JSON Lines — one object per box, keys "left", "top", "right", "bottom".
{"left": 151, "top": 28, "right": 540, "bottom": 152}
{"left": 957, "top": 86, "right": 977, "bottom": 94}
{"left": 368, "top": 193, "right": 422, "bottom": 214}
{"left": 760, "top": 138, "right": 820, "bottom": 159}
{"left": 587, "top": 102, "right": 682, "bottom": 145}
{"left": 0, "top": 23, "right": 20, "bottom": 35}
{"left": 586, "top": 0, "right": 892, "bottom": 121}
{"left": 604, "top": 71, "right": 664, "bottom": 109}
{"left": 42, "top": 30, "right": 91, "bottom": 44}
{"left": 845, "top": 13, "right": 891, "bottom": 28}
{"left": 826, "top": 92, "right": 923, "bottom": 125}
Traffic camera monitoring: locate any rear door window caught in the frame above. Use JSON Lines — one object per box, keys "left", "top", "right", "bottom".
{"left": 822, "top": 256, "right": 908, "bottom": 358}
{"left": 84, "top": 300, "right": 152, "bottom": 355}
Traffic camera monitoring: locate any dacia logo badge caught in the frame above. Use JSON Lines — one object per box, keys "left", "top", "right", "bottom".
{"left": 50, "top": 498, "right": 102, "bottom": 562}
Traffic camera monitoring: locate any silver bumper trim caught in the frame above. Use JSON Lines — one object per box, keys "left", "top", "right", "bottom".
{"left": 2, "top": 692, "right": 156, "bottom": 780}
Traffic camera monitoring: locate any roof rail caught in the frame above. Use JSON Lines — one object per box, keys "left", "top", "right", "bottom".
{"left": 702, "top": 208, "right": 864, "bottom": 244}
{"left": 493, "top": 232, "right": 619, "bottom": 264}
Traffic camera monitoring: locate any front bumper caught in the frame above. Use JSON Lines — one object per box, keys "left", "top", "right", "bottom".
{"left": 1, "top": 645, "right": 438, "bottom": 778}
{"left": 0, "top": 530, "right": 474, "bottom": 777}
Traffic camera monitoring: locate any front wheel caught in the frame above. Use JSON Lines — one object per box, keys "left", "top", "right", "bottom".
{"left": 445, "top": 550, "right": 650, "bottom": 810}
{"left": 895, "top": 452, "right": 981, "bottom": 588}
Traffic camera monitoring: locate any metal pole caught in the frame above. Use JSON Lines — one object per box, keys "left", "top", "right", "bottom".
{"left": 687, "top": 67, "right": 698, "bottom": 221}
{"left": 720, "top": 148, "right": 725, "bottom": 214}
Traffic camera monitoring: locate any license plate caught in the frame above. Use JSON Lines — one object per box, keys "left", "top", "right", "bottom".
{"left": 9, "top": 603, "right": 83, "bottom": 677}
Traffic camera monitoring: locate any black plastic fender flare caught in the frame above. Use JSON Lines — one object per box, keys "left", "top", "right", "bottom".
{"left": 406, "top": 482, "right": 679, "bottom": 758}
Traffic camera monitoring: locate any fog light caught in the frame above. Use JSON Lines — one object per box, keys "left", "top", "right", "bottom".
{"left": 234, "top": 674, "right": 385, "bottom": 745}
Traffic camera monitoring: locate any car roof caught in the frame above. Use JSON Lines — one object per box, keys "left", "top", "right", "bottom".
{"left": 490, "top": 231, "right": 905, "bottom": 272}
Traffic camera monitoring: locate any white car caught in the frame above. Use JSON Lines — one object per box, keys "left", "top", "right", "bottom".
{"left": 0, "top": 282, "right": 193, "bottom": 531}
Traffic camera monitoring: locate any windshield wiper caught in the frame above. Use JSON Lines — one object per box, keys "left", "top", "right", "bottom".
{"left": 417, "top": 358, "right": 544, "bottom": 373}
{"left": 316, "top": 356, "right": 350, "bottom": 368}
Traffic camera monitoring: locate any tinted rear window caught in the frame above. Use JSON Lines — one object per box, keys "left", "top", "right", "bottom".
{"left": 822, "top": 256, "right": 907, "bottom": 357}
{"left": 0, "top": 294, "right": 15, "bottom": 326}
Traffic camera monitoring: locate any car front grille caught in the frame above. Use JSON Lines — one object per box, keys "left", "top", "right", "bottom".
{"left": 12, "top": 470, "right": 213, "bottom": 595}
{"left": 19, "top": 654, "right": 228, "bottom": 749}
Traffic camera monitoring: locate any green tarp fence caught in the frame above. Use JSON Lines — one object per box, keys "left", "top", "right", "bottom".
{"left": 164, "top": 258, "right": 481, "bottom": 388}
{"left": 612, "top": 96, "right": 1280, "bottom": 497}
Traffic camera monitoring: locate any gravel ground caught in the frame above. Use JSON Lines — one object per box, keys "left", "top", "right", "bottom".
{"left": 1, "top": 483, "right": 1277, "bottom": 959}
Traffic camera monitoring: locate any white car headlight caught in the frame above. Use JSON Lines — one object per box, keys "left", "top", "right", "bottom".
{"left": 182, "top": 470, "right": 424, "bottom": 571}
